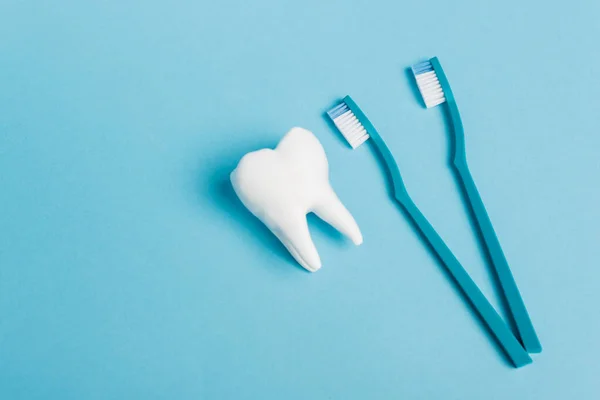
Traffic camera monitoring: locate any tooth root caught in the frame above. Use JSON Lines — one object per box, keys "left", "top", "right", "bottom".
{"left": 313, "top": 186, "right": 363, "bottom": 246}
{"left": 276, "top": 215, "right": 321, "bottom": 272}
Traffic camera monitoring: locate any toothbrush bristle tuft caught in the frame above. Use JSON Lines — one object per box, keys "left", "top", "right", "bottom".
{"left": 327, "top": 102, "right": 370, "bottom": 149}
{"left": 412, "top": 60, "right": 446, "bottom": 108}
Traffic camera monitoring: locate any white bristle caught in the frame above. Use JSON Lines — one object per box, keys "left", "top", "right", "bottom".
{"left": 414, "top": 68, "right": 446, "bottom": 108}
{"left": 329, "top": 107, "right": 370, "bottom": 149}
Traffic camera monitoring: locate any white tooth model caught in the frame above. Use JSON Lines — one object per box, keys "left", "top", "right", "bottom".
{"left": 230, "top": 127, "right": 363, "bottom": 272}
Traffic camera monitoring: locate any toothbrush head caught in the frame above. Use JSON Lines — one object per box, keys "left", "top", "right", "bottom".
{"left": 327, "top": 97, "right": 371, "bottom": 149}
{"left": 412, "top": 58, "right": 447, "bottom": 108}
{"left": 327, "top": 95, "right": 408, "bottom": 197}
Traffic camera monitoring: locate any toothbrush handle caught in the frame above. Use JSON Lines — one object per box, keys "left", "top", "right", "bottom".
{"left": 454, "top": 162, "right": 542, "bottom": 353}
{"left": 397, "top": 195, "right": 532, "bottom": 367}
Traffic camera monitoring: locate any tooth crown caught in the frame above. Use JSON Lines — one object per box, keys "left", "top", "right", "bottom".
{"left": 230, "top": 127, "right": 363, "bottom": 272}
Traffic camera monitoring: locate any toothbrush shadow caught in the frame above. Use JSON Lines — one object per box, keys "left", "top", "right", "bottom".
{"left": 204, "top": 144, "right": 305, "bottom": 273}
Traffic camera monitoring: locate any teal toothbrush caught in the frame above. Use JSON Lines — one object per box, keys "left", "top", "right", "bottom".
{"left": 327, "top": 96, "right": 532, "bottom": 368}
{"left": 412, "top": 57, "right": 542, "bottom": 353}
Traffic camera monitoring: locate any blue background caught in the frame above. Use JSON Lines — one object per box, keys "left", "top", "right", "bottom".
{"left": 1, "top": 0, "right": 599, "bottom": 398}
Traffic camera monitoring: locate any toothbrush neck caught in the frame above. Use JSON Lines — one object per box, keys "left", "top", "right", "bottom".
{"left": 446, "top": 101, "right": 467, "bottom": 167}
{"left": 368, "top": 132, "right": 409, "bottom": 199}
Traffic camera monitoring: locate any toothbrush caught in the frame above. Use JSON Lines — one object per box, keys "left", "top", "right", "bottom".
{"left": 412, "top": 57, "right": 542, "bottom": 353}
{"left": 327, "top": 96, "right": 532, "bottom": 367}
